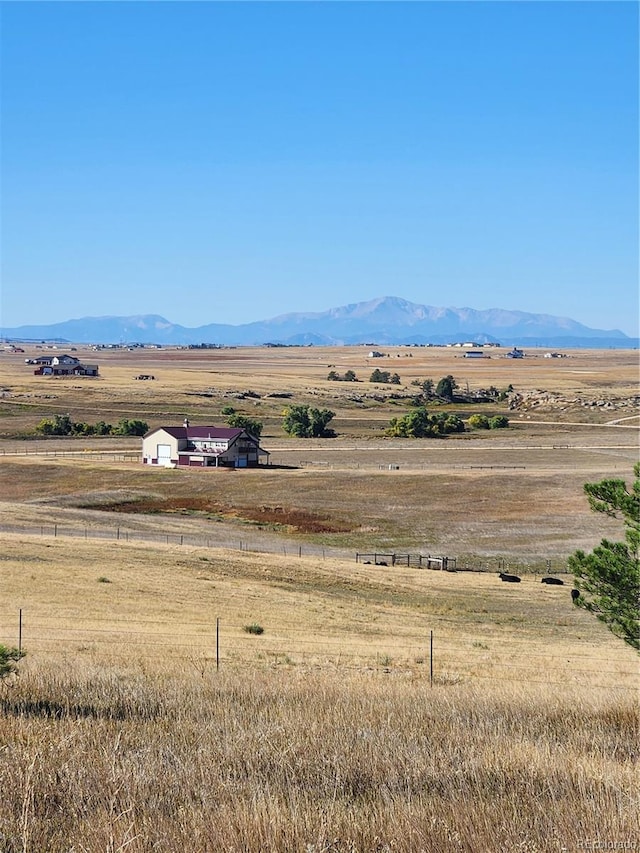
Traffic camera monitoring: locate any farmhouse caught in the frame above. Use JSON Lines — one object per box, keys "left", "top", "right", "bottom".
{"left": 142, "top": 420, "right": 270, "bottom": 468}
{"left": 32, "top": 354, "right": 99, "bottom": 376}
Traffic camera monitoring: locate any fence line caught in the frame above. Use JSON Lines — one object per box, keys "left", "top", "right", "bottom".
{"left": 0, "top": 521, "right": 572, "bottom": 575}
{"left": 0, "top": 522, "right": 342, "bottom": 561}
{"left": 1, "top": 616, "right": 635, "bottom": 692}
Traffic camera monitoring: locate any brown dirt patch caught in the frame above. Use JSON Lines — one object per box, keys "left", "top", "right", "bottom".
{"left": 87, "top": 495, "right": 353, "bottom": 534}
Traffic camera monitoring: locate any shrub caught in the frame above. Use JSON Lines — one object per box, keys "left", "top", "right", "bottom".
{"left": 489, "top": 416, "right": 509, "bottom": 429}
{"left": 113, "top": 418, "right": 148, "bottom": 436}
{"left": 243, "top": 623, "right": 264, "bottom": 635}
{"left": 35, "top": 414, "right": 73, "bottom": 436}
{"left": 370, "top": 369, "right": 391, "bottom": 383}
{"left": 386, "top": 407, "right": 465, "bottom": 438}
{"left": 328, "top": 370, "right": 358, "bottom": 382}
{"left": 0, "top": 645, "right": 25, "bottom": 680}
{"left": 468, "top": 414, "right": 490, "bottom": 430}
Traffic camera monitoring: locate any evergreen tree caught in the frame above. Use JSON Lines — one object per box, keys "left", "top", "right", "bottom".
{"left": 568, "top": 463, "right": 640, "bottom": 650}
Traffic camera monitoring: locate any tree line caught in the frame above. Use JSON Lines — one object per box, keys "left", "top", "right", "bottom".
{"left": 35, "top": 414, "right": 148, "bottom": 437}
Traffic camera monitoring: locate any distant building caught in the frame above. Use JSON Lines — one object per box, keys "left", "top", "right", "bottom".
{"left": 506, "top": 348, "right": 524, "bottom": 359}
{"left": 32, "top": 353, "right": 99, "bottom": 376}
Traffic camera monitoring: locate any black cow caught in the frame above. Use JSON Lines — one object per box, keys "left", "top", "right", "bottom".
{"left": 571, "top": 588, "right": 581, "bottom": 602}
{"left": 498, "top": 572, "right": 521, "bottom": 583}
{"left": 541, "top": 577, "right": 564, "bottom": 585}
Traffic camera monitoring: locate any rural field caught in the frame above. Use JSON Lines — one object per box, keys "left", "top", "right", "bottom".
{"left": 0, "top": 344, "right": 638, "bottom": 851}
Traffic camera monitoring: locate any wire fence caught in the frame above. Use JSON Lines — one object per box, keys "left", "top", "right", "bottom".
{"left": 0, "top": 522, "right": 572, "bottom": 575}
{"left": 1, "top": 612, "right": 636, "bottom": 693}
{"left": 0, "top": 521, "right": 348, "bottom": 560}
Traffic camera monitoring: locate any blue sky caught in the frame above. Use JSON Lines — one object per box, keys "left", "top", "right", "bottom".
{"left": 1, "top": 1, "right": 638, "bottom": 335}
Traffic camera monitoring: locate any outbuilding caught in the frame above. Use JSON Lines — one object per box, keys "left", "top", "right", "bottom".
{"left": 142, "top": 420, "right": 270, "bottom": 469}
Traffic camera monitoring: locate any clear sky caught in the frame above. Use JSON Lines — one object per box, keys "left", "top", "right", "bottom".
{"left": 1, "top": 1, "right": 638, "bottom": 335}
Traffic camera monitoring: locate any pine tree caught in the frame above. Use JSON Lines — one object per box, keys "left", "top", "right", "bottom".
{"left": 568, "top": 463, "right": 640, "bottom": 650}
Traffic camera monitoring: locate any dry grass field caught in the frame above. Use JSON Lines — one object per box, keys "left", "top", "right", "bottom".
{"left": 1, "top": 343, "right": 639, "bottom": 435}
{"left": 0, "top": 344, "right": 638, "bottom": 851}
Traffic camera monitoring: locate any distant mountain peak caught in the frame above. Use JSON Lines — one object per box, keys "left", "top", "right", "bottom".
{"left": 1, "top": 296, "right": 631, "bottom": 347}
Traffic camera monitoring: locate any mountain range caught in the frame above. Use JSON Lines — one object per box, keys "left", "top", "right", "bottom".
{"left": 1, "top": 297, "right": 635, "bottom": 348}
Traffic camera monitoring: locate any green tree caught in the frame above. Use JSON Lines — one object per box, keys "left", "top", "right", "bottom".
{"left": 370, "top": 368, "right": 390, "bottom": 383}
{"left": 489, "top": 415, "right": 509, "bottom": 429}
{"left": 35, "top": 414, "right": 73, "bottom": 436}
{"left": 282, "top": 405, "right": 335, "bottom": 438}
{"left": 468, "top": 414, "right": 490, "bottom": 430}
{"left": 327, "top": 371, "right": 340, "bottom": 381}
{"left": 226, "top": 414, "right": 263, "bottom": 438}
{"left": 386, "top": 407, "right": 465, "bottom": 438}
{"left": 112, "top": 418, "right": 148, "bottom": 436}
{"left": 343, "top": 370, "right": 357, "bottom": 382}
{"left": 568, "top": 463, "right": 640, "bottom": 650}
{"left": 420, "top": 379, "right": 434, "bottom": 399}
{"left": 443, "top": 414, "right": 465, "bottom": 434}
{"left": 435, "top": 375, "right": 457, "bottom": 402}
{"left": 0, "top": 645, "right": 25, "bottom": 680}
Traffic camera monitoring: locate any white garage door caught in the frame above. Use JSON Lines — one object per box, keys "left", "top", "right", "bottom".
{"left": 157, "top": 443, "right": 172, "bottom": 463}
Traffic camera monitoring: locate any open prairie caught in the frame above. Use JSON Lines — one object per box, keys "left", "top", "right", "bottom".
{"left": 0, "top": 344, "right": 638, "bottom": 562}
{"left": 0, "top": 344, "right": 638, "bottom": 852}
{"left": 2, "top": 343, "right": 639, "bottom": 435}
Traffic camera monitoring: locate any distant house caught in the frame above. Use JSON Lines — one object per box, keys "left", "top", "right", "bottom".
{"left": 506, "top": 348, "right": 524, "bottom": 359}
{"left": 33, "top": 354, "right": 99, "bottom": 376}
{"left": 463, "top": 350, "right": 487, "bottom": 359}
{"left": 142, "top": 420, "right": 270, "bottom": 469}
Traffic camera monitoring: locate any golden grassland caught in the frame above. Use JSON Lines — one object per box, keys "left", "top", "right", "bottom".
{"left": 1, "top": 665, "right": 637, "bottom": 853}
{"left": 0, "top": 345, "right": 638, "bottom": 851}
{"left": 0, "top": 534, "right": 638, "bottom": 852}
{"left": 1, "top": 343, "right": 639, "bottom": 435}
{"left": 0, "top": 534, "right": 637, "bottom": 685}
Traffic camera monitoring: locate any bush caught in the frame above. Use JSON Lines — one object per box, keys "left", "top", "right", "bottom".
{"left": 0, "top": 645, "right": 25, "bottom": 679}
{"left": 468, "top": 414, "right": 490, "bottom": 430}
{"left": 328, "top": 370, "right": 358, "bottom": 382}
{"left": 243, "top": 623, "right": 264, "bottom": 635}
{"left": 35, "top": 414, "right": 73, "bottom": 436}
{"left": 370, "top": 369, "right": 393, "bottom": 384}
{"left": 113, "top": 418, "right": 148, "bottom": 436}
{"left": 489, "top": 416, "right": 509, "bottom": 429}
{"left": 386, "top": 407, "right": 465, "bottom": 438}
